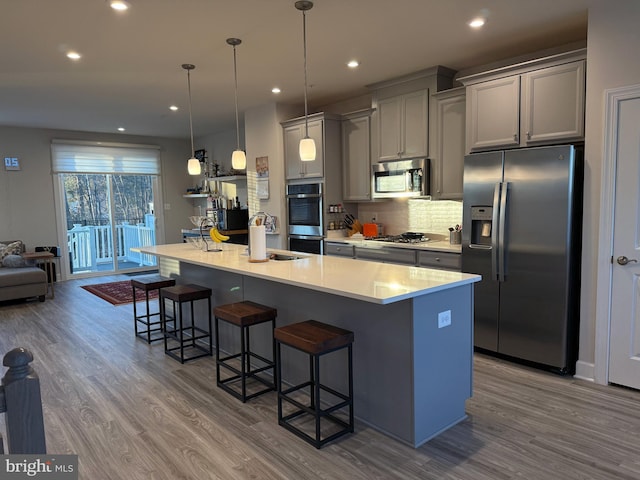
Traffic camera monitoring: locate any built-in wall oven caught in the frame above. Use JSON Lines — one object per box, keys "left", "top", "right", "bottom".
{"left": 286, "top": 182, "right": 323, "bottom": 254}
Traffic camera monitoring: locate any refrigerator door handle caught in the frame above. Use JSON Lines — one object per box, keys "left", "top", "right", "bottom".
{"left": 492, "top": 182, "right": 502, "bottom": 281}
{"left": 498, "top": 181, "right": 509, "bottom": 281}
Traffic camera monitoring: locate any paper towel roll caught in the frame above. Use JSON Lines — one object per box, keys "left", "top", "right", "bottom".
{"left": 250, "top": 225, "right": 267, "bottom": 261}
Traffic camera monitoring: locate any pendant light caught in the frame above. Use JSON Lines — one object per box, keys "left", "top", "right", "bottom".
{"left": 295, "top": 0, "right": 316, "bottom": 162}
{"left": 227, "top": 38, "right": 246, "bottom": 171}
{"left": 183, "top": 63, "right": 201, "bottom": 176}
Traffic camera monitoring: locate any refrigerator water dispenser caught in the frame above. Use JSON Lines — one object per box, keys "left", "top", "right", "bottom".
{"left": 470, "top": 206, "right": 492, "bottom": 247}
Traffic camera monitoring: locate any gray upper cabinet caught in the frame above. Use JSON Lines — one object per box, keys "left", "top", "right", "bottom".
{"left": 521, "top": 61, "right": 585, "bottom": 145}
{"left": 342, "top": 109, "right": 373, "bottom": 201}
{"left": 377, "top": 89, "right": 428, "bottom": 161}
{"left": 283, "top": 117, "right": 324, "bottom": 179}
{"left": 466, "top": 76, "right": 520, "bottom": 151}
{"left": 460, "top": 50, "right": 586, "bottom": 153}
{"left": 431, "top": 87, "right": 466, "bottom": 200}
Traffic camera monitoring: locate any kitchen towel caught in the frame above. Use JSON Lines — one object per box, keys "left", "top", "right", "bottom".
{"left": 250, "top": 225, "right": 267, "bottom": 261}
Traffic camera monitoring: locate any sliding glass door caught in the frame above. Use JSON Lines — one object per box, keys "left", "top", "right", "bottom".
{"left": 61, "top": 173, "right": 158, "bottom": 276}
{"left": 51, "top": 141, "right": 162, "bottom": 279}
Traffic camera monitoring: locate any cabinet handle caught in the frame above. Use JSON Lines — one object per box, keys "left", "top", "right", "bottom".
{"left": 513, "top": 133, "right": 518, "bottom": 142}
{"left": 526, "top": 131, "right": 531, "bottom": 140}
{"left": 435, "top": 257, "right": 440, "bottom": 262}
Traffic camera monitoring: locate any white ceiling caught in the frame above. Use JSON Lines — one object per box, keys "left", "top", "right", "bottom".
{"left": 0, "top": 0, "right": 594, "bottom": 139}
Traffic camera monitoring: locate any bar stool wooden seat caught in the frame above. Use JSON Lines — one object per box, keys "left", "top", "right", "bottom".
{"left": 131, "top": 274, "right": 176, "bottom": 343}
{"left": 214, "top": 301, "right": 277, "bottom": 402}
{"left": 274, "top": 320, "right": 354, "bottom": 448}
{"left": 160, "top": 284, "right": 212, "bottom": 363}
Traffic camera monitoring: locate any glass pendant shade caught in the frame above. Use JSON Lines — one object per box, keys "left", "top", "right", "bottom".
{"left": 296, "top": 1, "right": 315, "bottom": 162}
{"left": 187, "top": 158, "right": 201, "bottom": 175}
{"left": 227, "top": 38, "right": 246, "bottom": 171}
{"left": 232, "top": 150, "right": 246, "bottom": 170}
{"left": 182, "top": 64, "right": 200, "bottom": 176}
{"left": 299, "top": 137, "right": 316, "bottom": 161}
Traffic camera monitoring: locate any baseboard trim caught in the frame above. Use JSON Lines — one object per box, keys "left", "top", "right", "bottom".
{"left": 573, "top": 360, "right": 595, "bottom": 382}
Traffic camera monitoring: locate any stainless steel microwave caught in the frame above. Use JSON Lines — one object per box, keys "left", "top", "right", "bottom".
{"left": 372, "top": 158, "right": 431, "bottom": 198}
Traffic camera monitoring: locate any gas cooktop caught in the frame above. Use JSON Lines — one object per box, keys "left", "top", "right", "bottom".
{"left": 366, "top": 232, "right": 430, "bottom": 244}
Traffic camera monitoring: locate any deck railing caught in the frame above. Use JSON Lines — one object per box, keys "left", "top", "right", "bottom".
{"left": 0, "top": 348, "right": 47, "bottom": 454}
{"left": 67, "top": 214, "right": 156, "bottom": 271}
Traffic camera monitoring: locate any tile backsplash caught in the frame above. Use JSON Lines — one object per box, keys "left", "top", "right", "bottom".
{"left": 357, "top": 199, "right": 462, "bottom": 238}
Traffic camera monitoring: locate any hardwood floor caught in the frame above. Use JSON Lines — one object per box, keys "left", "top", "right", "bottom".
{"left": 1, "top": 275, "right": 639, "bottom": 479}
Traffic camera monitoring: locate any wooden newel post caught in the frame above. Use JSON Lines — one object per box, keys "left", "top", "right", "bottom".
{"left": 1, "top": 347, "right": 46, "bottom": 453}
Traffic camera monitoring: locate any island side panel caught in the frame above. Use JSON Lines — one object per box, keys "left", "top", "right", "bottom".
{"left": 412, "top": 284, "right": 473, "bottom": 446}
{"left": 243, "top": 276, "right": 416, "bottom": 445}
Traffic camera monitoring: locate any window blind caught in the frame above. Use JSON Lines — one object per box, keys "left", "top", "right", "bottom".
{"left": 51, "top": 140, "right": 161, "bottom": 175}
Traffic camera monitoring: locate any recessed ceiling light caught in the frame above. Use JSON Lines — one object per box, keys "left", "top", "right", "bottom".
{"left": 169, "top": 105, "right": 179, "bottom": 111}
{"left": 347, "top": 60, "right": 359, "bottom": 68}
{"left": 109, "top": 0, "right": 130, "bottom": 11}
{"left": 117, "top": 127, "right": 126, "bottom": 132}
{"left": 66, "top": 51, "right": 82, "bottom": 61}
{"left": 469, "top": 17, "right": 485, "bottom": 28}
{"left": 272, "top": 87, "right": 281, "bottom": 94}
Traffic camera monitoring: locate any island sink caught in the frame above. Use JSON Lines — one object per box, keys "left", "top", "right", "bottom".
{"left": 269, "top": 253, "right": 307, "bottom": 261}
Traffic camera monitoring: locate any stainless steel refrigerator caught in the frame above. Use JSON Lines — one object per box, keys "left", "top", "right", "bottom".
{"left": 462, "top": 145, "right": 582, "bottom": 373}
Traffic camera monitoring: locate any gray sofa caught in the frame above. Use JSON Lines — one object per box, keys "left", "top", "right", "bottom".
{"left": 0, "top": 240, "right": 48, "bottom": 302}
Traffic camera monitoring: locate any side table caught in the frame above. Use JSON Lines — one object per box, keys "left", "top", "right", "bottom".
{"left": 22, "top": 251, "right": 55, "bottom": 299}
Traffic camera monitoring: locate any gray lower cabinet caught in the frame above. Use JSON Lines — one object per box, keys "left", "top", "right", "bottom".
{"left": 417, "top": 250, "right": 461, "bottom": 271}
{"left": 326, "top": 241, "right": 461, "bottom": 271}
{"left": 325, "top": 242, "right": 355, "bottom": 258}
{"left": 355, "top": 246, "right": 417, "bottom": 265}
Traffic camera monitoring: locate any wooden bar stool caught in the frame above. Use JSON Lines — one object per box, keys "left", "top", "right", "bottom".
{"left": 161, "top": 284, "right": 212, "bottom": 363}
{"left": 214, "top": 301, "right": 277, "bottom": 402}
{"left": 274, "top": 320, "right": 354, "bottom": 448}
{"left": 131, "top": 274, "right": 176, "bottom": 343}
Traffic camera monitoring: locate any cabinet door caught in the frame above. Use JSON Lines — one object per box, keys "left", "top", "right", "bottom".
{"left": 521, "top": 60, "right": 585, "bottom": 145}
{"left": 377, "top": 96, "right": 402, "bottom": 161}
{"left": 402, "top": 90, "right": 428, "bottom": 158}
{"left": 284, "top": 123, "right": 304, "bottom": 179}
{"left": 342, "top": 114, "right": 371, "bottom": 201}
{"left": 303, "top": 119, "right": 324, "bottom": 178}
{"left": 467, "top": 76, "right": 520, "bottom": 152}
{"left": 417, "top": 251, "right": 461, "bottom": 271}
{"left": 432, "top": 90, "right": 465, "bottom": 199}
{"left": 284, "top": 120, "right": 324, "bottom": 179}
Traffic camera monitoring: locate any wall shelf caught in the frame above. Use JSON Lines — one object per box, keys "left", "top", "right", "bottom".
{"left": 208, "top": 175, "right": 247, "bottom": 182}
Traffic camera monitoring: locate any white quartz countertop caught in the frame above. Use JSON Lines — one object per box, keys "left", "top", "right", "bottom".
{"left": 138, "top": 243, "right": 479, "bottom": 305}
{"left": 327, "top": 238, "right": 462, "bottom": 254}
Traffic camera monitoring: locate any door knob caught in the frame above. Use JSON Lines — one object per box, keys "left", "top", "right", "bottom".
{"left": 616, "top": 255, "right": 638, "bottom": 265}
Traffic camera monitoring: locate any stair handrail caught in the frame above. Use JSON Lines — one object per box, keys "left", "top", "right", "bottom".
{"left": 0, "top": 347, "right": 46, "bottom": 453}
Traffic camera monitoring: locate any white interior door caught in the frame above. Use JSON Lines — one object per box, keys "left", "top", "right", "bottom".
{"left": 609, "top": 92, "right": 640, "bottom": 389}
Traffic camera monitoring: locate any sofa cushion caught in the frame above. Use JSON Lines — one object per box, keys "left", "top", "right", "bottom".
{"left": 0, "top": 266, "right": 47, "bottom": 288}
{"left": 2, "top": 255, "right": 26, "bottom": 268}
{"left": 0, "top": 241, "right": 23, "bottom": 260}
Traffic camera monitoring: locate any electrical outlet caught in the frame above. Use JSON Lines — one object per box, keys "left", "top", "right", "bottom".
{"left": 438, "top": 310, "right": 452, "bottom": 328}
{"left": 371, "top": 212, "right": 378, "bottom": 222}
{"left": 164, "top": 203, "right": 171, "bottom": 210}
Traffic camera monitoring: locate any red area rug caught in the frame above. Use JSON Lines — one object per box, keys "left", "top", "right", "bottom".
{"left": 81, "top": 280, "right": 158, "bottom": 306}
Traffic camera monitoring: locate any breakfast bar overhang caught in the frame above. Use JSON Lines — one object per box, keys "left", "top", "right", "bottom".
{"left": 138, "top": 243, "right": 481, "bottom": 447}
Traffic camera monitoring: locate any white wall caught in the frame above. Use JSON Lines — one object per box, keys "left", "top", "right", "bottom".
{"left": 577, "top": 1, "right": 640, "bottom": 379}
{"left": 0, "top": 126, "right": 190, "bottom": 252}
{"left": 244, "top": 102, "right": 298, "bottom": 249}
{"left": 197, "top": 127, "right": 241, "bottom": 176}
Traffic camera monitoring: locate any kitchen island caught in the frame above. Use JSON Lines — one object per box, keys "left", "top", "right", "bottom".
{"left": 138, "top": 242, "right": 480, "bottom": 447}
